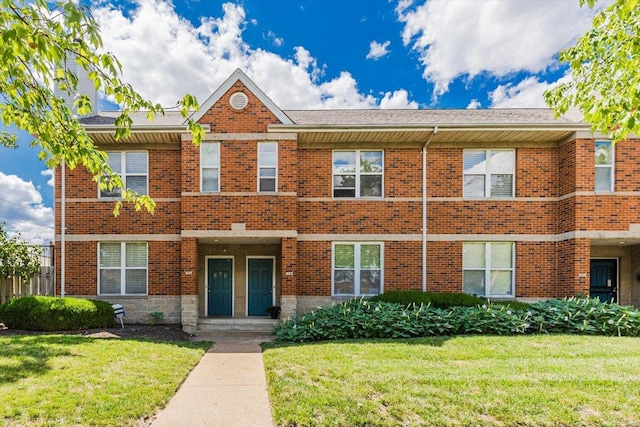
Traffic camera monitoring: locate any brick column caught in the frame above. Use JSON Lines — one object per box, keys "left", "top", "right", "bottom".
{"left": 557, "top": 238, "right": 590, "bottom": 297}
{"left": 181, "top": 237, "right": 198, "bottom": 333}
{"left": 280, "top": 237, "right": 297, "bottom": 319}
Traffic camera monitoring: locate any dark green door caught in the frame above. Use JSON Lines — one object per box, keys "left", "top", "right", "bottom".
{"left": 208, "top": 258, "right": 233, "bottom": 316}
{"left": 590, "top": 259, "right": 617, "bottom": 303}
{"left": 248, "top": 258, "right": 273, "bottom": 316}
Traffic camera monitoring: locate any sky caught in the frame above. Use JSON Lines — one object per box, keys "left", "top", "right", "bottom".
{"left": 0, "top": 0, "right": 607, "bottom": 244}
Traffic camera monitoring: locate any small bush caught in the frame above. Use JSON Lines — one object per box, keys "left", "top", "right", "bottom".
{"left": 273, "top": 297, "right": 640, "bottom": 342}
{"left": 369, "top": 290, "right": 486, "bottom": 308}
{"left": 0, "top": 296, "right": 115, "bottom": 331}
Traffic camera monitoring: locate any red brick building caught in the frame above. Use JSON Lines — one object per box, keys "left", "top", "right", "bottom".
{"left": 55, "top": 69, "right": 640, "bottom": 332}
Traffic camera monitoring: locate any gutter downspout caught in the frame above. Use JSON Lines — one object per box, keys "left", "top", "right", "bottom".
{"left": 61, "top": 160, "right": 66, "bottom": 298}
{"left": 422, "top": 127, "right": 438, "bottom": 292}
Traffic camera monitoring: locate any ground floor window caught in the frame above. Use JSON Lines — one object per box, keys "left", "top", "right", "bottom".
{"left": 333, "top": 242, "right": 383, "bottom": 296}
{"left": 99, "top": 242, "right": 147, "bottom": 295}
{"left": 463, "top": 242, "right": 514, "bottom": 298}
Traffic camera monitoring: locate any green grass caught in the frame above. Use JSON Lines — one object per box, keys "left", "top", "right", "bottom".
{"left": 263, "top": 335, "right": 640, "bottom": 426}
{"left": 0, "top": 335, "right": 211, "bottom": 426}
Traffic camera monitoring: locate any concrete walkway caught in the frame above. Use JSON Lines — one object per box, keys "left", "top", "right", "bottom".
{"left": 151, "top": 332, "right": 275, "bottom": 427}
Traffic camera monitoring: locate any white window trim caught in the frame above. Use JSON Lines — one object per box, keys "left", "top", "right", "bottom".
{"left": 333, "top": 150, "right": 384, "bottom": 199}
{"left": 201, "top": 142, "right": 221, "bottom": 193}
{"left": 463, "top": 149, "right": 515, "bottom": 199}
{"left": 257, "top": 141, "right": 278, "bottom": 193}
{"left": 595, "top": 140, "right": 614, "bottom": 193}
{"left": 98, "top": 242, "right": 148, "bottom": 296}
{"left": 98, "top": 151, "right": 149, "bottom": 198}
{"left": 463, "top": 242, "right": 515, "bottom": 298}
{"left": 331, "top": 242, "right": 384, "bottom": 297}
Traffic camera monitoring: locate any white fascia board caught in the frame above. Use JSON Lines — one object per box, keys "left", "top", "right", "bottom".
{"left": 84, "top": 124, "right": 211, "bottom": 133}
{"left": 268, "top": 123, "right": 590, "bottom": 133}
{"left": 187, "top": 69, "right": 293, "bottom": 125}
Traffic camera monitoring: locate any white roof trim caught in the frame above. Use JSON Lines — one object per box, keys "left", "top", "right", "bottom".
{"left": 187, "top": 69, "right": 293, "bottom": 125}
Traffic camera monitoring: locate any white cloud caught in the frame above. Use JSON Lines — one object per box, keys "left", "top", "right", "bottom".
{"left": 466, "top": 99, "right": 482, "bottom": 109}
{"left": 0, "top": 171, "right": 54, "bottom": 245}
{"left": 93, "top": 0, "right": 418, "bottom": 109}
{"left": 488, "top": 73, "right": 571, "bottom": 108}
{"left": 396, "top": 0, "right": 602, "bottom": 97}
{"left": 41, "top": 169, "right": 54, "bottom": 187}
{"left": 380, "top": 90, "right": 419, "bottom": 109}
{"left": 366, "top": 40, "right": 391, "bottom": 60}
{"left": 266, "top": 30, "right": 284, "bottom": 47}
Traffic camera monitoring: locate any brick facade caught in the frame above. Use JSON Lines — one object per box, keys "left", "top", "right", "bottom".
{"left": 54, "top": 71, "right": 640, "bottom": 330}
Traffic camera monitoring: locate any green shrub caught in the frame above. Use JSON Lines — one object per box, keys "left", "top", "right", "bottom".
{"left": 369, "top": 290, "right": 486, "bottom": 308}
{"left": 528, "top": 298, "right": 640, "bottom": 335}
{"left": 489, "top": 300, "right": 531, "bottom": 310}
{"left": 273, "top": 297, "right": 640, "bottom": 342}
{"left": 0, "top": 296, "right": 115, "bottom": 331}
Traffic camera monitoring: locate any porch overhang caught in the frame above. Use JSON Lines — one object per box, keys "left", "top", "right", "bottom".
{"left": 183, "top": 230, "right": 297, "bottom": 245}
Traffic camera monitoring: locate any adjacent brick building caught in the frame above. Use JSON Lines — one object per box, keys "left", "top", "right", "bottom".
{"left": 54, "top": 69, "right": 640, "bottom": 332}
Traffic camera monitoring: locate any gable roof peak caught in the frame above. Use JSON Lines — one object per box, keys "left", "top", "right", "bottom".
{"left": 188, "top": 68, "right": 292, "bottom": 124}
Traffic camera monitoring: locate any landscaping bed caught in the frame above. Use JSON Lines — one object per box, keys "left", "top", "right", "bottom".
{"left": 0, "top": 323, "right": 193, "bottom": 341}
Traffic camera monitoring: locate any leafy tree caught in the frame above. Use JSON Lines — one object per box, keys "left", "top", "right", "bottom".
{"left": 0, "top": 0, "right": 203, "bottom": 214}
{"left": 545, "top": 0, "right": 640, "bottom": 143}
{"left": 0, "top": 224, "right": 41, "bottom": 280}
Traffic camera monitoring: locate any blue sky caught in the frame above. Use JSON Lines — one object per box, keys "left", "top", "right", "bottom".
{"left": 0, "top": 0, "right": 605, "bottom": 243}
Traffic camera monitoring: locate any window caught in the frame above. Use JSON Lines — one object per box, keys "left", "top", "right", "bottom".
{"left": 100, "top": 152, "right": 148, "bottom": 197}
{"left": 99, "top": 242, "right": 147, "bottom": 295}
{"left": 333, "top": 150, "right": 383, "bottom": 198}
{"left": 201, "top": 142, "right": 220, "bottom": 192}
{"left": 258, "top": 142, "right": 277, "bottom": 192}
{"left": 463, "top": 149, "right": 515, "bottom": 198}
{"left": 595, "top": 141, "right": 614, "bottom": 192}
{"left": 333, "top": 243, "right": 383, "bottom": 296}
{"left": 463, "top": 242, "right": 514, "bottom": 298}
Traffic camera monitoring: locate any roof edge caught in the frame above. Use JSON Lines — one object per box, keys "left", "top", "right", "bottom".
{"left": 268, "top": 123, "right": 591, "bottom": 132}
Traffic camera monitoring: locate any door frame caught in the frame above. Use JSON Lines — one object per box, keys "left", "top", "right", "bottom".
{"left": 205, "top": 256, "right": 235, "bottom": 317}
{"left": 589, "top": 257, "right": 619, "bottom": 304}
{"left": 245, "top": 256, "right": 276, "bottom": 316}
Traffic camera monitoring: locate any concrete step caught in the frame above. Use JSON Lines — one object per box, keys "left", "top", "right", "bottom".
{"left": 196, "top": 317, "right": 279, "bottom": 333}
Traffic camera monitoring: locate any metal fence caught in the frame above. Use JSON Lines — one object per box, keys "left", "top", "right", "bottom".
{"left": 0, "top": 244, "right": 55, "bottom": 304}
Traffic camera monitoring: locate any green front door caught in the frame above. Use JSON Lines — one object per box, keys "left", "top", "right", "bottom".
{"left": 207, "top": 258, "right": 233, "bottom": 316}
{"left": 590, "top": 259, "right": 618, "bottom": 303}
{"left": 248, "top": 258, "right": 274, "bottom": 316}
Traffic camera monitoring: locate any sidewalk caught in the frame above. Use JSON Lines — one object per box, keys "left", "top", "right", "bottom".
{"left": 151, "top": 332, "right": 275, "bottom": 427}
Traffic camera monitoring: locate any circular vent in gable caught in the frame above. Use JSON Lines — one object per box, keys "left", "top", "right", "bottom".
{"left": 229, "top": 92, "right": 249, "bottom": 110}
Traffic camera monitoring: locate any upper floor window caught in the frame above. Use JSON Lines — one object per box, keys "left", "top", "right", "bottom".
{"left": 99, "top": 242, "right": 147, "bottom": 295}
{"left": 333, "top": 242, "right": 383, "bottom": 296}
{"left": 258, "top": 142, "right": 277, "bottom": 192}
{"left": 201, "top": 142, "right": 220, "bottom": 192}
{"left": 333, "top": 150, "right": 383, "bottom": 198}
{"left": 463, "top": 242, "right": 514, "bottom": 298}
{"left": 100, "top": 152, "right": 148, "bottom": 197}
{"left": 463, "top": 149, "right": 515, "bottom": 198}
{"left": 595, "top": 141, "right": 614, "bottom": 192}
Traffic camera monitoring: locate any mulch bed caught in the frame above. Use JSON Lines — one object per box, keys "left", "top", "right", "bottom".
{"left": 0, "top": 324, "right": 194, "bottom": 341}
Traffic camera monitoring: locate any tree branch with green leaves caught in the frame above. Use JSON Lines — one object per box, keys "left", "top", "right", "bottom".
{"left": 0, "top": 0, "right": 203, "bottom": 214}
{"left": 545, "top": 0, "right": 640, "bottom": 143}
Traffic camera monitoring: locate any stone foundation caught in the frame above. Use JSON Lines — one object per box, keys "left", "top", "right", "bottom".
{"left": 93, "top": 295, "right": 181, "bottom": 324}
{"left": 296, "top": 296, "right": 334, "bottom": 314}
{"left": 280, "top": 295, "right": 297, "bottom": 319}
{"left": 181, "top": 294, "right": 198, "bottom": 334}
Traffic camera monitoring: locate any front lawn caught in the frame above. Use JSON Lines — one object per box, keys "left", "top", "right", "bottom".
{"left": 0, "top": 335, "right": 210, "bottom": 426}
{"left": 263, "top": 335, "right": 640, "bottom": 426}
